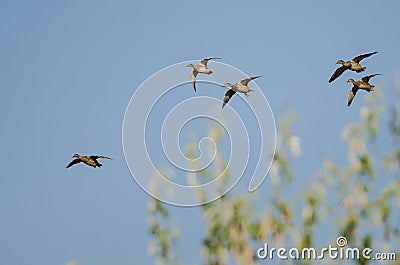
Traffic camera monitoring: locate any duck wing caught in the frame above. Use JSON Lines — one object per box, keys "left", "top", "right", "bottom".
{"left": 200, "top": 57, "right": 221, "bottom": 66}
{"left": 361, "top": 73, "right": 381, "bottom": 83}
{"left": 190, "top": 70, "right": 198, "bottom": 92}
{"left": 66, "top": 158, "right": 81, "bottom": 168}
{"left": 347, "top": 86, "right": 359, "bottom": 107}
{"left": 90, "top": 155, "right": 112, "bottom": 160}
{"left": 222, "top": 89, "right": 236, "bottom": 108}
{"left": 352, "top": 51, "right": 378, "bottom": 63}
{"left": 329, "top": 66, "right": 347, "bottom": 83}
{"left": 240, "top": 76, "right": 262, "bottom": 86}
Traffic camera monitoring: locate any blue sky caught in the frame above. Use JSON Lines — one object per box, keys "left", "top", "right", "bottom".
{"left": 1, "top": 1, "right": 399, "bottom": 264}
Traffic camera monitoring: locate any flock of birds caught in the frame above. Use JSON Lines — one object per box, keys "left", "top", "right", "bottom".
{"left": 188, "top": 52, "right": 380, "bottom": 110}
{"left": 66, "top": 52, "right": 380, "bottom": 169}
{"left": 328, "top": 51, "right": 380, "bottom": 106}
{"left": 188, "top": 52, "right": 381, "bottom": 108}
{"left": 187, "top": 57, "right": 262, "bottom": 109}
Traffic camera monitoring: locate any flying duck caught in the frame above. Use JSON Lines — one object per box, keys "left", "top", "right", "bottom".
{"left": 347, "top": 74, "right": 381, "bottom": 106}
{"left": 66, "top": 153, "right": 112, "bottom": 168}
{"left": 222, "top": 76, "right": 262, "bottom": 108}
{"left": 187, "top": 57, "right": 221, "bottom": 92}
{"left": 329, "top": 51, "right": 378, "bottom": 83}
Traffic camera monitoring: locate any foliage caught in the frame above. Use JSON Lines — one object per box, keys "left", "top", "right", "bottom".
{"left": 147, "top": 84, "right": 400, "bottom": 265}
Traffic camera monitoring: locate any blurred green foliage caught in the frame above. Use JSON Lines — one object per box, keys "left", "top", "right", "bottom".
{"left": 147, "top": 83, "right": 400, "bottom": 265}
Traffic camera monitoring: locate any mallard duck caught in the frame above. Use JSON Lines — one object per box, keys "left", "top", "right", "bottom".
{"left": 66, "top": 153, "right": 112, "bottom": 168}
{"left": 222, "top": 76, "right": 262, "bottom": 108}
{"left": 347, "top": 74, "right": 381, "bottom": 106}
{"left": 329, "top": 51, "right": 378, "bottom": 83}
{"left": 187, "top": 57, "right": 221, "bottom": 92}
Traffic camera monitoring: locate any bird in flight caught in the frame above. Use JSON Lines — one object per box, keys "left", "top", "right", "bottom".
{"left": 187, "top": 57, "right": 221, "bottom": 92}
{"left": 329, "top": 51, "right": 378, "bottom": 83}
{"left": 346, "top": 74, "right": 381, "bottom": 106}
{"left": 221, "top": 76, "right": 262, "bottom": 108}
{"left": 66, "top": 153, "right": 112, "bottom": 168}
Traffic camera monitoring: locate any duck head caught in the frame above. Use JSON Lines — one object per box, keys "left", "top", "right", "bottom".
{"left": 72, "top": 153, "right": 80, "bottom": 158}
{"left": 346, "top": 78, "right": 355, "bottom": 83}
{"left": 223, "top": 83, "right": 233, "bottom": 87}
{"left": 187, "top": 63, "right": 195, "bottom": 68}
{"left": 336, "top": 59, "right": 345, "bottom": 65}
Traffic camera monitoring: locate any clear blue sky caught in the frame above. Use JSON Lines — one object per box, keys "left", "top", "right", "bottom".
{"left": 1, "top": 1, "right": 399, "bottom": 264}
